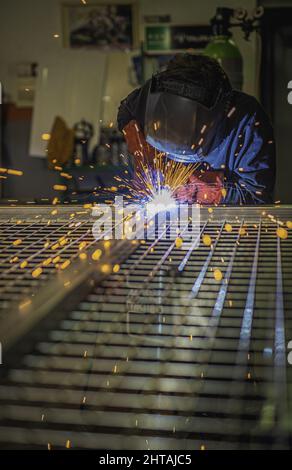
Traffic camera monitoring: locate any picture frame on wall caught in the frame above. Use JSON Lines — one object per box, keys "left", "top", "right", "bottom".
{"left": 62, "top": 1, "right": 138, "bottom": 50}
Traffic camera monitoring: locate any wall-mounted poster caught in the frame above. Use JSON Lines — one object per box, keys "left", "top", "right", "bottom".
{"left": 62, "top": 1, "right": 138, "bottom": 50}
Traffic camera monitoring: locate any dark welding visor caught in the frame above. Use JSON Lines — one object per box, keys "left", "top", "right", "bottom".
{"left": 144, "top": 75, "right": 228, "bottom": 162}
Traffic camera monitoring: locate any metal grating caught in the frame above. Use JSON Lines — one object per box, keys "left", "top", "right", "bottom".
{"left": 0, "top": 205, "right": 291, "bottom": 449}
{"left": 0, "top": 211, "right": 96, "bottom": 314}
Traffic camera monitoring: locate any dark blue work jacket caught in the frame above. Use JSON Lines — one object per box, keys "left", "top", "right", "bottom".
{"left": 118, "top": 84, "right": 276, "bottom": 204}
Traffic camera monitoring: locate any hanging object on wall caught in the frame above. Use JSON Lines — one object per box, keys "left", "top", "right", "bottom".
{"left": 62, "top": 1, "right": 138, "bottom": 50}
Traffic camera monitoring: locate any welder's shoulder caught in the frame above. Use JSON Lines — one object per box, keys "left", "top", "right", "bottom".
{"left": 231, "top": 90, "right": 272, "bottom": 125}
{"left": 117, "top": 80, "right": 151, "bottom": 131}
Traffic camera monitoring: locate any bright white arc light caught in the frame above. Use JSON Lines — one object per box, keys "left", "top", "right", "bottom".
{"left": 145, "top": 189, "right": 177, "bottom": 216}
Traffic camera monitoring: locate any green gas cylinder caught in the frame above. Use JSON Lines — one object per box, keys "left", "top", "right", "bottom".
{"left": 204, "top": 35, "right": 243, "bottom": 90}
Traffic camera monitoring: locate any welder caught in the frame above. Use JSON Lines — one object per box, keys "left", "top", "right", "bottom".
{"left": 117, "top": 54, "right": 275, "bottom": 204}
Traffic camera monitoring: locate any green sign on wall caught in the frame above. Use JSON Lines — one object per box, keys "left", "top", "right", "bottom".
{"left": 145, "top": 26, "right": 171, "bottom": 51}
{"left": 145, "top": 25, "right": 212, "bottom": 53}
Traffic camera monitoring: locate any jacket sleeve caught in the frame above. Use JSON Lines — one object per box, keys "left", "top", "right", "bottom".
{"left": 117, "top": 83, "right": 156, "bottom": 171}
{"left": 117, "top": 88, "right": 141, "bottom": 132}
{"left": 223, "top": 102, "right": 276, "bottom": 205}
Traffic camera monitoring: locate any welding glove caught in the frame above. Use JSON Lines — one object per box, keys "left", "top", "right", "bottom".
{"left": 175, "top": 171, "right": 224, "bottom": 205}
{"left": 122, "top": 119, "right": 156, "bottom": 172}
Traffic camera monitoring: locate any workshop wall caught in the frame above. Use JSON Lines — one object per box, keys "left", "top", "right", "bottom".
{"left": 0, "top": 0, "right": 258, "bottom": 107}
{"left": 0, "top": 0, "right": 257, "bottom": 200}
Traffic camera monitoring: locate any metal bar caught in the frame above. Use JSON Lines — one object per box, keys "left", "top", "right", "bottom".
{"left": 274, "top": 232, "right": 287, "bottom": 438}
{"left": 178, "top": 221, "right": 208, "bottom": 272}
{"left": 191, "top": 221, "right": 225, "bottom": 297}
{"left": 237, "top": 220, "right": 261, "bottom": 355}
{"left": 275, "top": 236, "right": 286, "bottom": 371}
{"left": 212, "top": 220, "right": 244, "bottom": 318}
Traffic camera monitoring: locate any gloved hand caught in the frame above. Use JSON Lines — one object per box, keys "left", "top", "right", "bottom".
{"left": 174, "top": 171, "right": 224, "bottom": 205}
{"left": 174, "top": 181, "right": 197, "bottom": 203}
{"left": 122, "top": 119, "right": 156, "bottom": 171}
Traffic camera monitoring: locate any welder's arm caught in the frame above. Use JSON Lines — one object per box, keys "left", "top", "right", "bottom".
{"left": 223, "top": 112, "right": 276, "bottom": 205}
{"left": 121, "top": 120, "right": 156, "bottom": 169}
{"left": 117, "top": 84, "right": 155, "bottom": 170}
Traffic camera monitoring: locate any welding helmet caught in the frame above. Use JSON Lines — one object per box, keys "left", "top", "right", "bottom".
{"left": 144, "top": 71, "right": 232, "bottom": 162}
